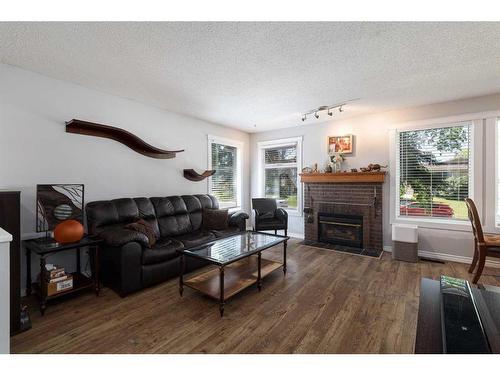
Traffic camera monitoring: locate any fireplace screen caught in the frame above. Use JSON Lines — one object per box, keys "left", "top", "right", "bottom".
{"left": 318, "top": 213, "right": 363, "bottom": 248}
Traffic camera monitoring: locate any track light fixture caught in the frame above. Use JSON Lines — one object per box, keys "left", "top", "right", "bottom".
{"left": 300, "top": 100, "right": 356, "bottom": 123}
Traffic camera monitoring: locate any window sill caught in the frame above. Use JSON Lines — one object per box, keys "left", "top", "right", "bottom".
{"left": 392, "top": 216, "right": 471, "bottom": 232}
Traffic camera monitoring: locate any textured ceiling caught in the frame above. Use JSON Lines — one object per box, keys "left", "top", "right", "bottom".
{"left": 1, "top": 22, "right": 500, "bottom": 132}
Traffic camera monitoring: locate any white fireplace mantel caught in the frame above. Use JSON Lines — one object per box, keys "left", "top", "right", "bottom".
{"left": 0, "top": 226, "right": 12, "bottom": 354}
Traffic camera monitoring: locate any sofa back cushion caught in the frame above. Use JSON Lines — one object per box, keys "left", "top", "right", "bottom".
{"left": 86, "top": 197, "right": 160, "bottom": 237}
{"left": 86, "top": 194, "right": 220, "bottom": 239}
{"left": 150, "top": 196, "right": 192, "bottom": 237}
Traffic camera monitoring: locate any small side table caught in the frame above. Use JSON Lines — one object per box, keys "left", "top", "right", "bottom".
{"left": 24, "top": 236, "right": 103, "bottom": 316}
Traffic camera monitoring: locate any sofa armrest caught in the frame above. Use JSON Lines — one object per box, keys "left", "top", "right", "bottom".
{"left": 228, "top": 210, "right": 249, "bottom": 231}
{"left": 275, "top": 208, "right": 288, "bottom": 225}
{"left": 99, "top": 227, "right": 149, "bottom": 248}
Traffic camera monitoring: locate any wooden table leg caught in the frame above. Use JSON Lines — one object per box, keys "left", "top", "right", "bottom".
{"left": 179, "top": 254, "right": 185, "bottom": 297}
{"left": 76, "top": 247, "right": 81, "bottom": 274}
{"left": 40, "top": 256, "right": 47, "bottom": 316}
{"left": 257, "top": 252, "right": 262, "bottom": 291}
{"left": 26, "top": 247, "right": 32, "bottom": 296}
{"left": 219, "top": 266, "right": 225, "bottom": 317}
{"left": 283, "top": 239, "right": 287, "bottom": 275}
{"left": 93, "top": 245, "right": 100, "bottom": 296}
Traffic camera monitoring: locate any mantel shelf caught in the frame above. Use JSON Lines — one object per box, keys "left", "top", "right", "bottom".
{"left": 300, "top": 171, "right": 386, "bottom": 183}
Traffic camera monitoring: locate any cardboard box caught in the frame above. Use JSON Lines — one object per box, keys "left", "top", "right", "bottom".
{"left": 45, "top": 274, "right": 73, "bottom": 296}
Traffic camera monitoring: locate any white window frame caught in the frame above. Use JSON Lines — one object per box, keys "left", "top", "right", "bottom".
{"left": 390, "top": 115, "right": 484, "bottom": 231}
{"left": 207, "top": 135, "right": 243, "bottom": 210}
{"left": 257, "top": 136, "right": 303, "bottom": 216}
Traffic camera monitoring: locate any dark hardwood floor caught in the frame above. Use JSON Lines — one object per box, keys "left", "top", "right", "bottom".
{"left": 11, "top": 239, "right": 500, "bottom": 354}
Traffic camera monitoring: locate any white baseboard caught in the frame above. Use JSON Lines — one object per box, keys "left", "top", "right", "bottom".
{"left": 383, "top": 245, "right": 500, "bottom": 268}
{"left": 287, "top": 232, "right": 304, "bottom": 239}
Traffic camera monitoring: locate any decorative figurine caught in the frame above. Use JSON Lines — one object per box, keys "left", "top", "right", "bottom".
{"left": 329, "top": 152, "right": 345, "bottom": 173}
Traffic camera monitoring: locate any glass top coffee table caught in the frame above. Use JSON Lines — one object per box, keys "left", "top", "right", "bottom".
{"left": 178, "top": 231, "right": 289, "bottom": 317}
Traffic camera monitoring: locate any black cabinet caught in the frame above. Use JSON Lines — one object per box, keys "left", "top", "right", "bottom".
{"left": 0, "top": 191, "right": 21, "bottom": 335}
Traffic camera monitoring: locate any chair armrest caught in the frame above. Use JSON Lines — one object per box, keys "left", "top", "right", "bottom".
{"left": 275, "top": 208, "right": 288, "bottom": 223}
{"left": 98, "top": 228, "right": 149, "bottom": 248}
{"left": 229, "top": 210, "right": 249, "bottom": 231}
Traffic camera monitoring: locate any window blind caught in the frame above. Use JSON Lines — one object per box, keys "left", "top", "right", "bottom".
{"left": 398, "top": 123, "right": 471, "bottom": 220}
{"left": 211, "top": 142, "right": 238, "bottom": 207}
{"left": 264, "top": 145, "right": 297, "bottom": 164}
{"left": 263, "top": 143, "right": 298, "bottom": 209}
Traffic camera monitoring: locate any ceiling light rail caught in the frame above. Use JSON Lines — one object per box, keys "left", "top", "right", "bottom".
{"left": 301, "top": 99, "right": 357, "bottom": 122}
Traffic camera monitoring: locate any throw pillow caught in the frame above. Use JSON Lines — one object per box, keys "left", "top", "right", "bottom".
{"left": 125, "top": 219, "right": 158, "bottom": 247}
{"left": 203, "top": 208, "right": 229, "bottom": 231}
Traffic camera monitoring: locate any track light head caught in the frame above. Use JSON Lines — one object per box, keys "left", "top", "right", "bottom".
{"left": 302, "top": 114, "right": 306, "bottom": 122}
{"left": 314, "top": 112, "right": 319, "bottom": 119}
{"left": 339, "top": 105, "right": 343, "bottom": 113}
{"left": 327, "top": 109, "right": 333, "bottom": 116}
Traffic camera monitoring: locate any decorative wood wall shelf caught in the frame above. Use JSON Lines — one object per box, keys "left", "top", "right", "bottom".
{"left": 300, "top": 171, "right": 386, "bottom": 184}
{"left": 183, "top": 169, "right": 216, "bottom": 182}
{"left": 66, "top": 119, "right": 184, "bottom": 159}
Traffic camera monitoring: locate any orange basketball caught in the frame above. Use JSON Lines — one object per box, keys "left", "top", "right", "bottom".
{"left": 53, "top": 220, "right": 84, "bottom": 244}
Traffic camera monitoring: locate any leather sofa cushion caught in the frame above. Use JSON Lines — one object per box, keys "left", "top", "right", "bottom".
{"left": 182, "top": 195, "right": 203, "bottom": 231}
{"left": 173, "top": 230, "right": 216, "bottom": 249}
{"left": 151, "top": 196, "right": 193, "bottom": 237}
{"left": 142, "top": 238, "right": 184, "bottom": 265}
{"left": 195, "top": 194, "right": 219, "bottom": 210}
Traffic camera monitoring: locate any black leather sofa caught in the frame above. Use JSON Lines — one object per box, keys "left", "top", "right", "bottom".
{"left": 86, "top": 194, "right": 248, "bottom": 296}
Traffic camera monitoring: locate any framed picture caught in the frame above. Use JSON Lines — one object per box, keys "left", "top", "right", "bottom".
{"left": 328, "top": 134, "right": 354, "bottom": 154}
{"left": 36, "top": 184, "right": 84, "bottom": 232}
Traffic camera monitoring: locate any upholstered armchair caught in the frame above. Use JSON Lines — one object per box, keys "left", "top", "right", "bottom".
{"left": 252, "top": 198, "right": 288, "bottom": 236}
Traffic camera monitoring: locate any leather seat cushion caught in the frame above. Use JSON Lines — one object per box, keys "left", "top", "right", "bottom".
{"left": 257, "top": 218, "right": 286, "bottom": 227}
{"left": 173, "top": 230, "right": 216, "bottom": 248}
{"left": 212, "top": 226, "right": 240, "bottom": 238}
{"left": 142, "top": 238, "right": 184, "bottom": 265}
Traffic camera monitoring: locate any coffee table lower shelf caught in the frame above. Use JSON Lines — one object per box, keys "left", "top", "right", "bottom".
{"left": 183, "top": 257, "right": 282, "bottom": 301}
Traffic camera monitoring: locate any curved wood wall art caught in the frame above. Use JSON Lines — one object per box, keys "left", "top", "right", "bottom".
{"left": 183, "top": 169, "right": 216, "bottom": 181}
{"left": 65, "top": 119, "right": 184, "bottom": 159}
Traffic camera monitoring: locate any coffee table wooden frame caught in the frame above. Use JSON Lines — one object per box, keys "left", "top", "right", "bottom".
{"left": 178, "top": 231, "right": 288, "bottom": 317}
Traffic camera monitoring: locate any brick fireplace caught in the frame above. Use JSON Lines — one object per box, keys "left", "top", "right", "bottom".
{"left": 301, "top": 172, "right": 385, "bottom": 255}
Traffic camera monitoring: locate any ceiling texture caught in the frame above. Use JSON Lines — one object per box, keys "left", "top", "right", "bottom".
{"left": 1, "top": 22, "right": 500, "bottom": 132}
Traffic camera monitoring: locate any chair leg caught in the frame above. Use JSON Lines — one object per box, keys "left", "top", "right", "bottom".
{"left": 274, "top": 229, "right": 277, "bottom": 235}
{"left": 472, "top": 247, "right": 486, "bottom": 284}
{"left": 469, "top": 241, "right": 479, "bottom": 273}
{"left": 285, "top": 229, "right": 287, "bottom": 237}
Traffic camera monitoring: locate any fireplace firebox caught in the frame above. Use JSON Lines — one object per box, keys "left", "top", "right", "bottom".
{"left": 318, "top": 213, "right": 363, "bottom": 249}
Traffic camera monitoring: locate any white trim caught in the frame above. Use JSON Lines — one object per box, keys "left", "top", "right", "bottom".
{"left": 383, "top": 245, "right": 500, "bottom": 269}
{"left": 388, "top": 110, "right": 500, "bottom": 131}
{"left": 287, "top": 232, "right": 305, "bottom": 239}
{"left": 257, "top": 136, "right": 303, "bottom": 216}
{"left": 207, "top": 134, "right": 243, "bottom": 210}
{"left": 0, "top": 227, "right": 12, "bottom": 243}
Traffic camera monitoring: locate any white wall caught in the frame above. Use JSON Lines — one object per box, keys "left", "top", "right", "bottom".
{"left": 0, "top": 63, "right": 250, "bottom": 291}
{"left": 250, "top": 94, "right": 500, "bottom": 262}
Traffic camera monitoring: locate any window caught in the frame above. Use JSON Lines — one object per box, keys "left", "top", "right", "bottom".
{"left": 208, "top": 136, "right": 242, "bottom": 209}
{"left": 258, "top": 137, "right": 302, "bottom": 212}
{"left": 397, "top": 123, "right": 472, "bottom": 221}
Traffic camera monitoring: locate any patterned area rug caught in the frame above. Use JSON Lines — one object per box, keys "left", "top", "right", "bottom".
{"left": 300, "top": 240, "right": 383, "bottom": 258}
